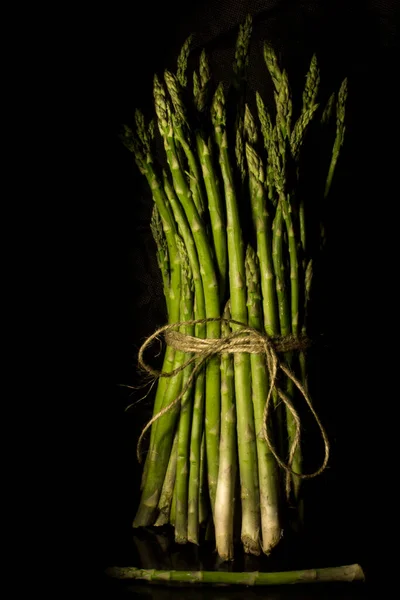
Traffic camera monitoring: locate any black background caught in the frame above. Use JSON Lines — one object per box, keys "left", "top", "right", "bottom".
{"left": 89, "top": 0, "right": 399, "bottom": 595}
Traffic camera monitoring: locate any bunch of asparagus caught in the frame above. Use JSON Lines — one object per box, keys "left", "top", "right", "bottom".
{"left": 121, "top": 16, "right": 347, "bottom": 561}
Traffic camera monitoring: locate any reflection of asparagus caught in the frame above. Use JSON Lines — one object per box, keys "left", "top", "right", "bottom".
{"left": 212, "top": 84, "right": 260, "bottom": 555}
{"left": 245, "top": 247, "right": 281, "bottom": 554}
{"left": 107, "top": 564, "right": 365, "bottom": 585}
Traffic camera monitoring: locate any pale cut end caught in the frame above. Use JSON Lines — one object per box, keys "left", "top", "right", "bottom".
{"left": 261, "top": 526, "right": 282, "bottom": 555}
{"left": 242, "top": 534, "right": 261, "bottom": 556}
{"left": 154, "top": 512, "right": 168, "bottom": 527}
{"left": 215, "top": 535, "right": 234, "bottom": 562}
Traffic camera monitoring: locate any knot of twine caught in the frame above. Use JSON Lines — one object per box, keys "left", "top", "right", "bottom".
{"left": 137, "top": 318, "right": 329, "bottom": 497}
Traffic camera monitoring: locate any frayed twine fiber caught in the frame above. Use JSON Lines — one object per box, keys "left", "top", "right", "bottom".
{"left": 137, "top": 317, "right": 329, "bottom": 497}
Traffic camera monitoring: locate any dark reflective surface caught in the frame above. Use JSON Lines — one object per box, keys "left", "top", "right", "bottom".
{"left": 102, "top": 528, "right": 368, "bottom": 598}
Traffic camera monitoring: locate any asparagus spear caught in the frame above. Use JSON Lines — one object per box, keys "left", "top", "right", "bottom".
{"left": 170, "top": 474, "right": 177, "bottom": 526}
{"left": 256, "top": 92, "right": 276, "bottom": 203}
{"left": 195, "top": 132, "right": 227, "bottom": 301}
{"left": 233, "top": 14, "right": 252, "bottom": 84}
{"left": 162, "top": 172, "right": 206, "bottom": 352}
{"left": 106, "top": 564, "right": 365, "bottom": 585}
{"left": 244, "top": 110, "right": 284, "bottom": 457}
{"left": 121, "top": 125, "right": 184, "bottom": 523}
{"left": 266, "top": 51, "right": 303, "bottom": 500}
{"left": 187, "top": 362, "right": 205, "bottom": 543}
{"left": 232, "top": 16, "right": 252, "bottom": 190}
{"left": 164, "top": 70, "right": 207, "bottom": 221}
{"left": 214, "top": 301, "right": 237, "bottom": 561}
{"left": 246, "top": 246, "right": 282, "bottom": 554}
{"left": 193, "top": 50, "right": 228, "bottom": 300}
{"left": 324, "top": 78, "right": 348, "bottom": 198}
{"left": 245, "top": 134, "right": 279, "bottom": 336}
{"left": 193, "top": 49, "right": 212, "bottom": 114}
{"left": 212, "top": 83, "right": 260, "bottom": 555}
{"left": 271, "top": 125, "right": 303, "bottom": 501}
{"left": 302, "top": 54, "right": 320, "bottom": 113}
{"left": 294, "top": 54, "right": 320, "bottom": 264}
{"left": 263, "top": 42, "right": 282, "bottom": 93}
{"left": 163, "top": 172, "right": 207, "bottom": 543}
{"left": 198, "top": 432, "right": 209, "bottom": 527}
{"left": 154, "top": 429, "right": 179, "bottom": 526}
{"left": 174, "top": 237, "right": 195, "bottom": 543}
{"left": 154, "top": 75, "right": 222, "bottom": 517}
{"left": 150, "top": 205, "right": 170, "bottom": 315}
{"left": 177, "top": 34, "right": 193, "bottom": 89}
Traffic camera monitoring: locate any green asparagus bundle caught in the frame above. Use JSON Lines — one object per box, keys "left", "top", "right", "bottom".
{"left": 121, "top": 15, "right": 347, "bottom": 561}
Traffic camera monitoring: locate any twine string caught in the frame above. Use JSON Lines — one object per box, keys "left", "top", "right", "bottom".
{"left": 136, "top": 318, "right": 329, "bottom": 493}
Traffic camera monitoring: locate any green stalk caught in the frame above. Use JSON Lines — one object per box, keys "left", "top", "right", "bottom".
{"left": 272, "top": 203, "right": 291, "bottom": 337}
{"left": 244, "top": 117, "right": 284, "bottom": 457}
{"left": 195, "top": 133, "right": 227, "bottom": 301}
{"left": 198, "top": 432, "right": 209, "bottom": 526}
{"left": 212, "top": 84, "right": 260, "bottom": 555}
{"left": 154, "top": 75, "right": 222, "bottom": 517}
{"left": 214, "top": 302, "right": 237, "bottom": 561}
{"left": 170, "top": 475, "right": 177, "bottom": 526}
{"left": 163, "top": 172, "right": 207, "bottom": 543}
{"left": 245, "top": 140, "right": 279, "bottom": 336}
{"left": 272, "top": 200, "right": 301, "bottom": 496}
{"left": 270, "top": 68, "right": 303, "bottom": 500}
{"left": 121, "top": 125, "right": 184, "bottom": 523}
{"left": 187, "top": 365, "right": 205, "bottom": 543}
{"left": 154, "top": 429, "right": 179, "bottom": 526}
{"left": 246, "top": 246, "right": 282, "bottom": 554}
{"left": 107, "top": 564, "right": 365, "bottom": 585}
{"left": 174, "top": 238, "right": 195, "bottom": 543}
{"left": 163, "top": 172, "right": 206, "bottom": 345}
{"left": 164, "top": 70, "right": 207, "bottom": 221}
